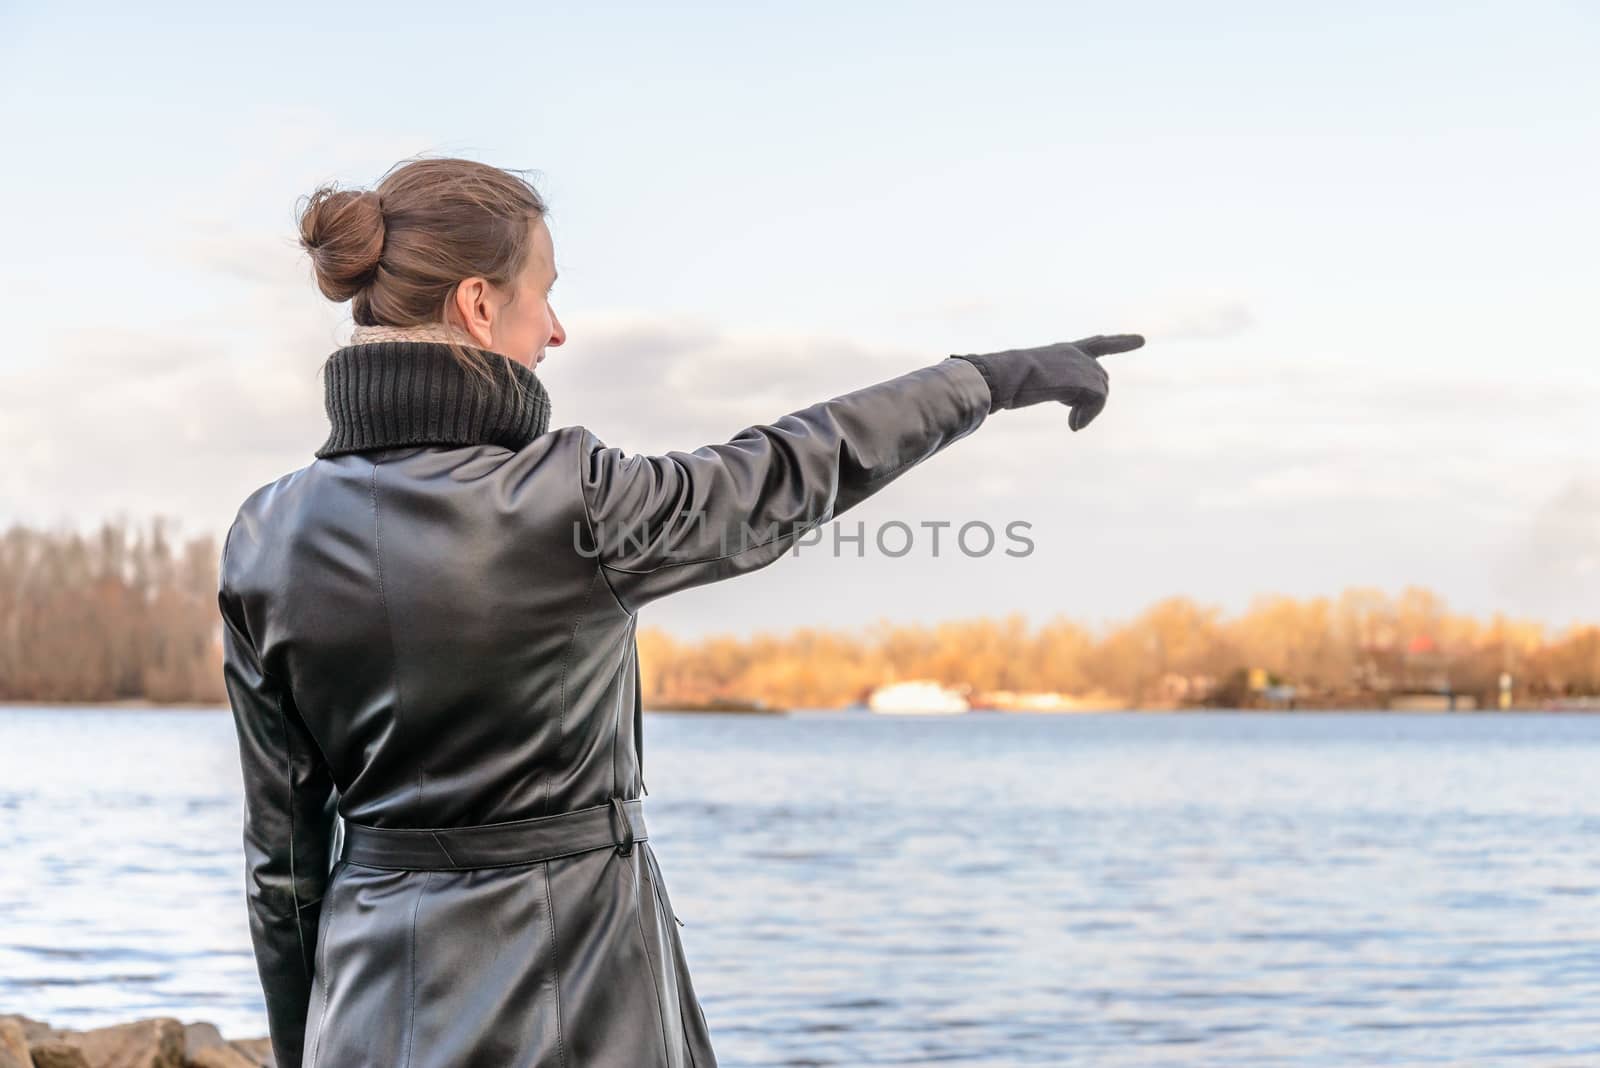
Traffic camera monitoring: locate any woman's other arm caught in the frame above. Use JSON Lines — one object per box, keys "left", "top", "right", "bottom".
{"left": 218, "top": 522, "right": 340, "bottom": 1068}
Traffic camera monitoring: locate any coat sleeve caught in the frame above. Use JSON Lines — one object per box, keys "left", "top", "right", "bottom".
{"left": 576, "top": 354, "right": 992, "bottom": 614}
{"left": 218, "top": 524, "right": 340, "bottom": 1068}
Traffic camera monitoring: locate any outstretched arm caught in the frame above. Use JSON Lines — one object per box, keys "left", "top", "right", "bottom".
{"left": 576, "top": 354, "right": 993, "bottom": 614}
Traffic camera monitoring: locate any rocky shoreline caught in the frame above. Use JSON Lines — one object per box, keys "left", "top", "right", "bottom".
{"left": 0, "top": 1015, "right": 273, "bottom": 1068}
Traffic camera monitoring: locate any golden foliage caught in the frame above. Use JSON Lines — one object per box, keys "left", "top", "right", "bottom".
{"left": 0, "top": 516, "right": 1595, "bottom": 709}
{"left": 638, "top": 589, "right": 1599, "bottom": 710}
{"left": 0, "top": 517, "right": 223, "bottom": 703}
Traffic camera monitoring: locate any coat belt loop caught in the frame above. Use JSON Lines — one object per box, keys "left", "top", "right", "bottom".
{"left": 608, "top": 796, "right": 635, "bottom": 857}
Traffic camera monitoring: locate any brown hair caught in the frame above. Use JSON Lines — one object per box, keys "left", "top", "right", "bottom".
{"left": 296, "top": 155, "right": 549, "bottom": 401}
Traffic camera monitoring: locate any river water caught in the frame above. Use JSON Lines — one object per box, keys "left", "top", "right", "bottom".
{"left": 2, "top": 707, "right": 1597, "bottom": 1066}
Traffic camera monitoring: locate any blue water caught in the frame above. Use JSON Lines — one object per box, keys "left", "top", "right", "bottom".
{"left": 2, "top": 707, "right": 1598, "bottom": 1066}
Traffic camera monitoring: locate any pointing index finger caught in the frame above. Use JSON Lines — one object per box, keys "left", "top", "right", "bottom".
{"left": 1072, "top": 334, "right": 1145, "bottom": 358}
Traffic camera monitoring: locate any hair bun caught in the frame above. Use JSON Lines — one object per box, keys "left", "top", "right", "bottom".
{"left": 297, "top": 185, "right": 385, "bottom": 302}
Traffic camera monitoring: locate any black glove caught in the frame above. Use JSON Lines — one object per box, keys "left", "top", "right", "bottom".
{"left": 949, "top": 334, "right": 1144, "bottom": 431}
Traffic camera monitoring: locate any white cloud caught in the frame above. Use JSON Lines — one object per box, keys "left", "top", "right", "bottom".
{"left": 1492, "top": 478, "right": 1600, "bottom": 630}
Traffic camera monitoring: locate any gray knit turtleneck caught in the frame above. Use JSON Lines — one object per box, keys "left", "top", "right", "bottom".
{"left": 314, "top": 329, "right": 552, "bottom": 459}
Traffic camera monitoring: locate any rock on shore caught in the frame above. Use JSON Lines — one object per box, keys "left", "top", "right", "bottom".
{"left": 0, "top": 1015, "right": 274, "bottom": 1068}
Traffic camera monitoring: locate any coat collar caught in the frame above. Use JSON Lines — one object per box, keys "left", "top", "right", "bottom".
{"left": 315, "top": 339, "right": 552, "bottom": 459}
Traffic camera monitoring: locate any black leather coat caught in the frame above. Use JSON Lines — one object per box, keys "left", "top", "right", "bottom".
{"left": 217, "top": 340, "right": 992, "bottom": 1067}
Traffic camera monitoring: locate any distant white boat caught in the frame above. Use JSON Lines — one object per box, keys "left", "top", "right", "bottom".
{"left": 867, "top": 680, "right": 969, "bottom": 715}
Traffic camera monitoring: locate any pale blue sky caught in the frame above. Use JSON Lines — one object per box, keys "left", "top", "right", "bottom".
{"left": 1, "top": 2, "right": 1596, "bottom": 638}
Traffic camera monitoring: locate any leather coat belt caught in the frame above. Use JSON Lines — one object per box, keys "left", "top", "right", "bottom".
{"left": 338, "top": 797, "right": 646, "bottom": 870}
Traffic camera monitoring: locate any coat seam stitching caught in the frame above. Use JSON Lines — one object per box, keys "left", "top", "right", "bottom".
{"left": 574, "top": 427, "right": 635, "bottom": 616}
{"left": 371, "top": 459, "right": 423, "bottom": 813}
{"left": 542, "top": 862, "right": 568, "bottom": 1068}
{"left": 306, "top": 863, "right": 338, "bottom": 1068}
{"left": 553, "top": 568, "right": 598, "bottom": 816}
{"left": 611, "top": 613, "right": 637, "bottom": 799}
{"left": 647, "top": 850, "right": 698, "bottom": 1068}
{"left": 402, "top": 870, "right": 431, "bottom": 1068}
{"left": 276, "top": 688, "right": 308, "bottom": 980}
{"left": 629, "top": 852, "right": 675, "bottom": 1067}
